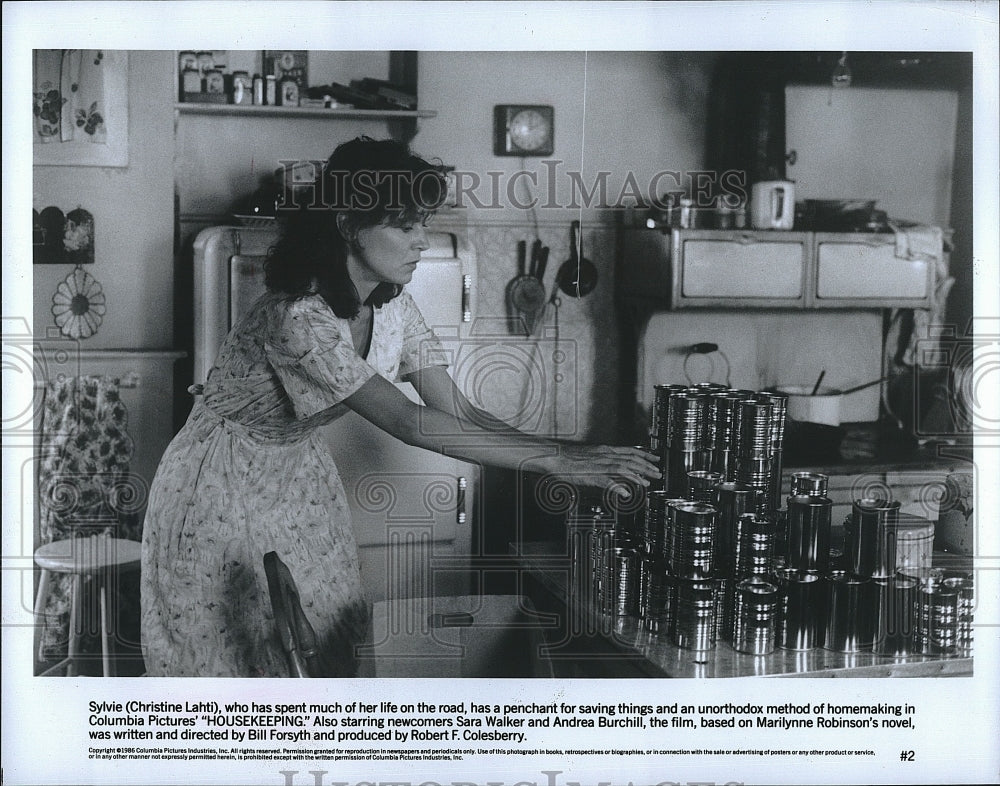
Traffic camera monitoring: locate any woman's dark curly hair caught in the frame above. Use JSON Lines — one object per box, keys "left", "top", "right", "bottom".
{"left": 264, "top": 137, "right": 447, "bottom": 318}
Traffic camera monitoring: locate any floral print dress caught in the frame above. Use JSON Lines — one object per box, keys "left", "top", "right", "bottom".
{"left": 140, "top": 289, "right": 446, "bottom": 677}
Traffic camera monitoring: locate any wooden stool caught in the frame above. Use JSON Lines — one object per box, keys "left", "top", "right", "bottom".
{"left": 34, "top": 534, "right": 141, "bottom": 677}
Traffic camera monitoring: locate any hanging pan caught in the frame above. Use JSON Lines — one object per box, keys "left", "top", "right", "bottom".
{"left": 555, "top": 220, "right": 598, "bottom": 299}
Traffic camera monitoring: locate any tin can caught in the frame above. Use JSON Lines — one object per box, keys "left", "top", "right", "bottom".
{"left": 687, "top": 470, "right": 722, "bottom": 503}
{"left": 775, "top": 568, "right": 823, "bottom": 651}
{"left": 786, "top": 493, "right": 832, "bottom": 572}
{"left": 914, "top": 581, "right": 959, "bottom": 656}
{"left": 823, "top": 571, "right": 876, "bottom": 653}
{"left": 252, "top": 73, "right": 265, "bottom": 105}
{"left": 873, "top": 576, "right": 918, "bottom": 657}
{"left": 846, "top": 498, "right": 901, "bottom": 579}
{"left": 673, "top": 577, "right": 716, "bottom": 651}
{"left": 265, "top": 75, "right": 277, "bottom": 106}
{"left": 732, "top": 577, "right": 779, "bottom": 655}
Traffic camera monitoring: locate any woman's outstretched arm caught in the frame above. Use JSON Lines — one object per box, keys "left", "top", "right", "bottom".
{"left": 343, "top": 366, "right": 659, "bottom": 495}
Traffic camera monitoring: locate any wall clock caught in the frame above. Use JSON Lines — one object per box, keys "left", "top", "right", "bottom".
{"left": 494, "top": 104, "right": 554, "bottom": 156}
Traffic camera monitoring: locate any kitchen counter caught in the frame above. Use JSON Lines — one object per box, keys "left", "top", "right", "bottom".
{"left": 511, "top": 541, "right": 973, "bottom": 679}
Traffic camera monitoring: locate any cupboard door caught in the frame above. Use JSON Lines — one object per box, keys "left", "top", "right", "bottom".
{"left": 673, "top": 230, "right": 808, "bottom": 307}
{"left": 814, "top": 234, "right": 933, "bottom": 307}
{"left": 785, "top": 85, "right": 958, "bottom": 226}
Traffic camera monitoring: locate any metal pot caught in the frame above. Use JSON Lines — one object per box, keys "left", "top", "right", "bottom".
{"left": 776, "top": 385, "right": 843, "bottom": 427}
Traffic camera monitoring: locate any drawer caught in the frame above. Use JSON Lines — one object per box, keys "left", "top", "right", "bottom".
{"left": 814, "top": 234, "right": 933, "bottom": 306}
{"left": 673, "top": 230, "right": 808, "bottom": 307}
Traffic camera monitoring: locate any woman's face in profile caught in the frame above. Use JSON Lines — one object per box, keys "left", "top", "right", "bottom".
{"left": 353, "top": 219, "right": 431, "bottom": 286}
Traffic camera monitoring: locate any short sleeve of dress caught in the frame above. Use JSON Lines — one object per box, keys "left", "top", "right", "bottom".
{"left": 263, "top": 297, "right": 377, "bottom": 420}
{"left": 397, "top": 290, "right": 450, "bottom": 380}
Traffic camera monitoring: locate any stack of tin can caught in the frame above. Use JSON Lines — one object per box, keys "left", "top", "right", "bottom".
{"left": 562, "top": 380, "right": 973, "bottom": 666}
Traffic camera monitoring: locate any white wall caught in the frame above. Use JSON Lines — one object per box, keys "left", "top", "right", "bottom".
{"left": 415, "top": 51, "right": 716, "bottom": 223}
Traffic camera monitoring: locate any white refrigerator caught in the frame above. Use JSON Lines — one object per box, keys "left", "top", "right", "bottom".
{"left": 193, "top": 224, "right": 478, "bottom": 602}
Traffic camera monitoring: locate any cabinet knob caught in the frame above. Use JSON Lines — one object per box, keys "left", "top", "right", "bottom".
{"left": 786, "top": 149, "right": 798, "bottom": 166}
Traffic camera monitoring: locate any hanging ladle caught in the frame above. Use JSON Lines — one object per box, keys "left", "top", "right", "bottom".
{"left": 555, "top": 220, "right": 598, "bottom": 299}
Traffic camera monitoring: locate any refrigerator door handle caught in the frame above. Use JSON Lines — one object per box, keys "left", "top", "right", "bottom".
{"left": 456, "top": 476, "right": 467, "bottom": 526}
{"left": 462, "top": 275, "right": 472, "bottom": 323}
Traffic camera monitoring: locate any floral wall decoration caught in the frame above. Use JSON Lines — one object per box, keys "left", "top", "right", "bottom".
{"left": 33, "top": 206, "right": 95, "bottom": 265}
{"left": 51, "top": 266, "right": 106, "bottom": 339}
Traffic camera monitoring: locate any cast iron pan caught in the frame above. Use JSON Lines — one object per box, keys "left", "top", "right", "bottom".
{"left": 555, "top": 220, "right": 598, "bottom": 298}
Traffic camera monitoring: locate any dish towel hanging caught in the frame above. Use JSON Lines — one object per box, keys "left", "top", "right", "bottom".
{"left": 36, "top": 375, "right": 135, "bottom": 659}
{"left": 33, "top": 49, "right": 108, "bottom": 145}
{"left": 887, "top": 224, "right": 955, "bottom": 368}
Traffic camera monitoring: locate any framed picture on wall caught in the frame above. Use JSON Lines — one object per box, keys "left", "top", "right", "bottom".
{"left": 32, "top": 49, "right": 129, "bottom": 167}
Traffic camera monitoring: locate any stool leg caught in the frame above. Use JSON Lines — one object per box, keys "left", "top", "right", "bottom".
{"left": 34, "top": 568, "right": 51, "bottom": 665}
{"left": 66, "top": 573, "right": 82, "bottom": 677}
{"left": 99, "top": 578, "right": 112, "bottom": 677}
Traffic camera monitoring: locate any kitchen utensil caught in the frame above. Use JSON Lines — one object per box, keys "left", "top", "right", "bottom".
{"left": 506, "top": 239, "right": 547, "bottom": 335}
{"left": 837, "top": 375, "right": 892, "bottom": 396}
{"left": 555, "top": 220, "right": 598, "bottom": 298}
{"left": 810, "top": 369, "right": 826, "bottom": 396}
{"left": 750, "top": 180, "right": 795, "bottom": 230}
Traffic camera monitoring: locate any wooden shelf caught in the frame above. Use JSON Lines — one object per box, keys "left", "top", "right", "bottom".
{"left": 175, "top": 102, "right": 436, "bottom": 120}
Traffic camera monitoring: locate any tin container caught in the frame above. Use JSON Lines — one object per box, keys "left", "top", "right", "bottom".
{"left": 914, "top": 581, "right": 959, "bottom": 656}
{"left": 644, "top": 491, "right": 685, "bottom": 561}
{"left": 775, "top": 568, "right": 823, "bottom": 651}
{"left": 789, "top": 471, "right": 829, "bottom": 497}
{"left": 713, "top": 575, "right": 733, "bottom": 642}
{"left": 894, "top": 513, "right": 936, "bottom": 574}
{"left": 651, "top": 384, "right": 687, "bottom": 452}
{"left": 265, "top": 74, "right": 277, "bottom": 106}
{"left": 873, "top": 576, "right": 918, "bottom": 657}
{"left": 609, "top": 547, "right": 641, "bottom": 618}
{"left": 668, "top": 501, "right": 718, "bottom": 579}
{"left": 846, "top": 498, "right": 901, "bottom": 579}
{"left": 823, "top": 571, "right": 876, "bottom": 652}
{"left": 687, "top": 470, "right": 722, "bottom": 503}
{"left": 639, "top": 556, "right": 675, "bottom": 635}
{"left": 786, "top": 493, "right": 832, "bottom": 572}
{"left": 712, "top": 481, "right": 757, "bottom": 573}
{"left": 736, "top": 399, "right": 773, "bottom": 459}
{"left": 252, "top": 73, "right": 265, "bottom": 105}
{"left": 733, "top": 512, "right": 776, "bottom": 581}
{"left": 732, "top": 577, "right": 779, "bottom": 655}
{"left": 673, "top": 577, "right": 716, "bottom": 651}
{"left": 942, "top": 573, "right": 974, "bottom": 657}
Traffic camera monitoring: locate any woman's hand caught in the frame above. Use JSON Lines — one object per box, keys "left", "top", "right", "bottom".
{"left": 535, "top": 444, "right": 661, "bottom": 500}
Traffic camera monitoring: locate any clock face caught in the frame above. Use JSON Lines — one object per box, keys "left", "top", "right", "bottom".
{"left": 494, "top": 105, "right": 554, "bottom": 156}
{"left": 509, "top": 109, "right": 551, "bottom": 151}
